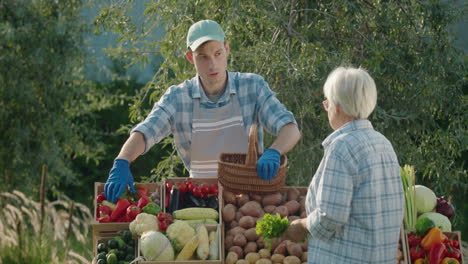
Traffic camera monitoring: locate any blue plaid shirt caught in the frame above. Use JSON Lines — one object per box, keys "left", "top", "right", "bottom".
{"left": 131, "top": 71, "right": 296, "bottom": 169}
{"left": 305, "top": 120, "right": 404, "bottom": 263}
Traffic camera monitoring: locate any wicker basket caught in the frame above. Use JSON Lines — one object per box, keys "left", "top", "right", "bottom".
{"left": 218, "top": 124, "right": 287, "bottom": 193}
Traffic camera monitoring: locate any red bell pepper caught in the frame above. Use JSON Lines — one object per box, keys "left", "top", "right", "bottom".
{"left": 137, "top": 196, "right": 151, "bottom": 209}
{"left": 110, "top": 199, "right": 130, "bottom": 221}
{"left": 97, "top": 205, "right": 112, "bottom": 218}
{"left": 96, "top": 194, "right": 106, "bottom": 204}
{"left": 428, "top": 242, "right": 447, "bottom": 264}
{"left": 135, "top": 183, "right": 149, "bottom": 198}
{"left": 445, "top": 244, "right": 461, "bottom": 259}
{"left": 157, "top": 212, "right": 172, "bottom": 231}
{"left": 408, "top": 234, "right": 422, "bottom": 247}
{"left": 98, "top": 215, "right": 111, "bottom": 223}
{"left": 116, "top": 213, "right": 129, "bottom": 222}
{"left": 126, "top": 205, "right": 141, "bottom": 221}
{"left": 410, "top": 245, "right": 426, "bottom": 262}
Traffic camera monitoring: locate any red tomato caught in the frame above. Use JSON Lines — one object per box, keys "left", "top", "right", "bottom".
{"left": 192, "top": 186, "right": 202, "bottom": 197}
{"left": 178, "top": 183, "right": 187, "bottom": 194}
{"left": 200, "top": 184, "right": 210, "bottom": 195}
{"left": 210, "top": 184, "right": 219, "bottom": 196}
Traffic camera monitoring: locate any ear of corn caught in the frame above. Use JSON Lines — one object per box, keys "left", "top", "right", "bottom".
{"left": 209, "top": 226, "right": 219, "bottom": 260}
{"left": 175, "top": 234, "right": 199, "bottom": 261}
{"left": 173, "top": 207, "right": 219, "bottom": 220}
{"left": 196, "top": 224, "right": 209, "bottom": 260}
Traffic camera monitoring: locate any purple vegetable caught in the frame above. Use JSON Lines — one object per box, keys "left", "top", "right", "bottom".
{"left": 436, "top": 196, "right": 455, "bottom": 219}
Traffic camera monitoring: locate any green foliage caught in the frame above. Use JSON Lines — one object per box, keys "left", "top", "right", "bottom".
{"left": 256, "top": 213, "right": 290, "bottom": 240}
{"left": 94, "top": 0, "right": 466, "bottom": 227}
{"left": 0, "top": 0, "right": 107, "bottom": 194}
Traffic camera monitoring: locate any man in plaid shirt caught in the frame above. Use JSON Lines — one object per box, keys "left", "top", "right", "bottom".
{"left": 285, "top": 67, "right": 404, "bottom": 263}
{"left": 104, "top": 20, "right": 301, "bottom": 202}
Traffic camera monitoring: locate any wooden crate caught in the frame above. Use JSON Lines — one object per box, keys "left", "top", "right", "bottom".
{"left": 92, "top": 182, "right": 163, "bottom": 232}
{"left": 403, "top": 230, "right": 464, "bottom": 264}
{"left": 163, "top": 177, "right": 222, "bottom": 223}
{"left": 136, "top": 224, "right": 223, "bottom": 264}
{"left": 92, "top": 229, "right": 138, "bottom": 262}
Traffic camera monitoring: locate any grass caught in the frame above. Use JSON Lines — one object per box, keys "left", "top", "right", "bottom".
{"left": 0, "top": 190, "right": 92, "bottom": 264}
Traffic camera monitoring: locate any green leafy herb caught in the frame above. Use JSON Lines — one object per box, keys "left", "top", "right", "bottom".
{"left": 256, "top": 213, "right": 290, "bottom": 249}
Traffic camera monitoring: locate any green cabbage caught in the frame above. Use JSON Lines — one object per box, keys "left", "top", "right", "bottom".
{"left": 418, "top": 212, "right": 452, "bottom": 232}
{"left": 140, "top": 231, "right": 174, "bottom": 261}
{"left": 414, "top": 185, "right": 436, "bottom": 214}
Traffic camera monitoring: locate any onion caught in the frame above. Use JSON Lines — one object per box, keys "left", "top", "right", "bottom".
{"left": 436, "top": 196, "right": 455, "bottom": 219}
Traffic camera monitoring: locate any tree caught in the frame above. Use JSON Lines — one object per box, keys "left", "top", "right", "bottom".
{"left": 94, "top": 0, "right": 467, "bottom": 228}
{"left": 0, "top": 0, "right": 106, "bottom": 194}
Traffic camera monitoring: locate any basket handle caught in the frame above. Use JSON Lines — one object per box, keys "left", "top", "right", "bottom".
{"left": 245, "top": 124, "right": 258, "bottom": 167}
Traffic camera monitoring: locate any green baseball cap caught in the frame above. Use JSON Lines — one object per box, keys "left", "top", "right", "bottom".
{"left": 187, "top": 20, "right": 225, "bottom": 51}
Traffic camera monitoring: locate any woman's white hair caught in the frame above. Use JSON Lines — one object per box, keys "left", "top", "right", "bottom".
{"left": 323, "top": 66, "right": 377, "bottom": 119}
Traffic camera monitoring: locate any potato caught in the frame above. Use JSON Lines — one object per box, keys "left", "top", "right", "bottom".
{"left": 227, "top": 226, "right": 246, "bottom": 236}
{"left": 244, "top": 241, "right": 258, "bottom": 254}
{"left": 239, "top": 216, "right": 256, "bottom": 229}
{"left": 256, "top": 236, "right": 265, "bottom": 249}
{"left": 244, "top": 227, "right": 259, "bottom": 241}
{"left": 283, "top": 256, "right": 301, "bottom": 264}
{"left": 270, "top": 254, "right": 285, "bottom": 264}
{"left": 245, "top": 252, "right": 260, "bottom": 264}
{"left": 230, "top": 220, "right": 239, "bottom": 228}
{"left": 273, "top": 240, "right": 287, "bottom": 255}
{"left": 264, "top": 205, "right": 276, "bottom": 214}
{"left": 299, "top": 196, "right": 306, "bottom": 213}
{"left": 223, "top": 204, "right": 237, "bottom": 223}
{"left": 226, "top": 251, "right": 239, "bottom": 264}
{"left": 288, "top": 216, "right": 300, "bottom": 222}
{"left": 287, "top": 188, "right": 300, "bottom": 201}
{"left": 235, "top": 211, "right": 244, "bottom": 222}
{"left": 251, "top": 194, "right": 263, "bottom": 202}
{"left": 262, "top": 193, "right": 282, "bottom": 207}
{"left": 255, "top": 259, "right": 272, "bottom": 264}
{"left": 301, "top": 252, "right": 307, "bottom": 262}
{"left": 300, "top": 211, "right": 307, "bottom": 218}
{"left": 286, "top": 241, "right": 303, "bottom": 258}
{"left": 233, "top": 233, "right": 247, "bottom": 247}
{"left": 225, "top": 235, "right": 234, "bottom": 249}
{"left": 240, "top": 201, "right": 263, "bottom": 217}
{"left": 270, "top": 238, "right": 282, "bottom": 252}
{"left": 258, "top": 249, "right": 271, "bottom": 259}
{"left": 284, "top": 200, "right": 300, "bottom": 215}
{"left": 229, "top": 246, "right": 244, "bottom": 259}
{"left": 224, "top": 191, "right": 237, "bottom": 205}
{"left": 237, "top": 193, "right": 250, "bottom": 207}
{"left": 236, "top": 260, "right": 249, "bottom": 264}
{"left": 275, "top": 205, "right": 289, "bottom": 217}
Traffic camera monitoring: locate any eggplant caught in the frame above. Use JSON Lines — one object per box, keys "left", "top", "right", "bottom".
{"left": 185, "top": 192, "right": 204, "bottom": 207}
{"left": 206, "top": 197, "right": 219, "bottom": 210}
{"left": 167, "top": 185, "right": 180, "bottom": 214}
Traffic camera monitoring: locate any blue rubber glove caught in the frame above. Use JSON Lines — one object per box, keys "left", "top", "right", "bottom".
{"left": 104, "top": 159, "right": 136, "bottom": 203}
{"left": 256, "top": 148, "right": 281, "bottom": 180}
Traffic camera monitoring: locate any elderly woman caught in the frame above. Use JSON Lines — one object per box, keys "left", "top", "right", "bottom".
{"left": 285, "top": 67, "right": 404, "bottom": 263}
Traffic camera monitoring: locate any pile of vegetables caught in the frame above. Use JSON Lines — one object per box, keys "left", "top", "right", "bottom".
{"left": 165, "top": 178, "right": 219, "bottom": 214}
{"left": 91, "top": 230, "right": 136, "bottom": 264}
{"left": 400, "top": 165, "right": 461, "bottom": 264}
{"left": 222, "top": 189, "right": 308, "bottom": 264}
{"left": 407, "top": 226, "right": 461, "bottom": 264}
{"left": 95, "top": 183, "right": 162, "bottom": 223}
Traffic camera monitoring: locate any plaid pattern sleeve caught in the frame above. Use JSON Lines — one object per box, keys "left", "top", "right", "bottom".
{"left": 306, "top": 146, "right": 356, "bottom": 240}
{"left": 305, "top": 120, "right": 405, "bottom": 264}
